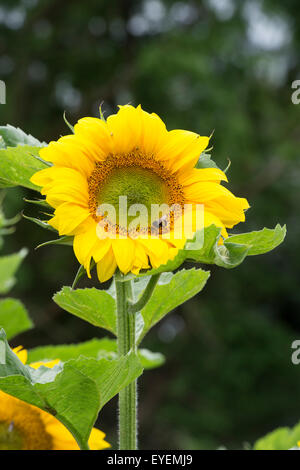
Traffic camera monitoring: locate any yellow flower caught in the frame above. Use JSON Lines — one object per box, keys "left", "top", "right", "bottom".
{"left": 31, "top": 105, "right": 249, "bottom": 282}
{"left": 0, "top": 347, "right": 110, "bottom": 450}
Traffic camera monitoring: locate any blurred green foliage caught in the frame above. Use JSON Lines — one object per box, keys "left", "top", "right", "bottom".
{"left": 254, "top": 421, "right": 300, "bottom": 450}
{"left": 0, "top": 0, "right": 299, "bottom": 449}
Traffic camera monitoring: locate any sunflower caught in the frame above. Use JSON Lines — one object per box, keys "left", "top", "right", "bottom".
{"left": 31, "top": 105, "right": 249, "bottom": 282}
{"left": 0, "top": 347, "right": 110, "bottom": 450}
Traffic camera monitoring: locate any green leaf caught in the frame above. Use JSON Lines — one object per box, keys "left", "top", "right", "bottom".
{"left": 0, "top": 329, "right": 143, "bottom": 449}
{"left": 53, "top": 286, "right": 117, "bottom": 335}
{"left": 0, "top": 330, "right": 31, "bottom": 378}
{"left": 185, "top": 224, "right": 250, "bottom": 268}
{"left": 72, "top": 261, "right": 95, "bottom": 289}
{"left": 36, "top": 235, "right": 73, "bottom": 249}
{"left": 27, "top": 337, "right": 165, "bottom": 370}
{"left": 0, "top": 299, "right": 33, "bottom": 340}
{"left": 185, "top": 224, "right": 223, "bottom": 264}
{"left": 53, "top": 285, "right": 150, "bottom": 348}
{"left": 0, "top": 125, "right": 45, "bottom": 148}
{"left": 0, "top": 227, "right": 14, "bottom": 236}
{"left": 138, "top": 268, "right": 210, "bottom": 342}
{"left": 63, "top": 112, "right": 74, "bottom": 133}
{"left": 0, "top": 248, "right": 28, "bottom": 294}
{"left": 214, "top": 241, "right": 250, "bottom": 268}
{"left": 138, "top": 349, "right": 165, "bottom": 369}
{"left": 72, "top": 264, "right": 88, "bottom": 290}
{"left": 254, "top": 422, "right": 300, "bottom": 450}
{"left": 0, "top": 211, "right": 21, "bottom": 229}
{"left": 196, "top": 152, "right": 221, "bottom": 169}
{"left": 225, "top": 224, "right": 287, "bottom": 256}
{"left": 0, "top": 145, "right": 48, "bottom": 190}
{"left": 27, "top": 338, "right": 115, "bottom": 363}
{"left": 132, "top": 224, "right": 286, "bottom": 278}
{"left": 24, "top": 198, "right": 52, "bottom": 209}
{"left": 22, "top": 213, "right": 56, "bottom": 232}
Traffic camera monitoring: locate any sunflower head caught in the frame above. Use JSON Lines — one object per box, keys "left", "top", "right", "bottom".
{"left": 31, "top": 105, "right": 249, "bottom": 282}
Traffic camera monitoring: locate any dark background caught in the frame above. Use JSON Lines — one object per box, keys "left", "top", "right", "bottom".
{"left": 0, "top": 0, "right": 299, "bottom": 450}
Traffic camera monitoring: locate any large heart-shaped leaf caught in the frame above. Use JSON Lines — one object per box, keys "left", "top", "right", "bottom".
{"left": 53, "top": 268, "right": 210, "bottom": 346}
{"left": 0, "top": 145, "right": 48, "bottom": 190}
{"left": 0, "top": 125, "right": 45, "bottom": 148}
{"left": 0, "top": 299, "right": 33, "bottom": 340}
{"left": 225, "top": 224, "right": 287, "bottom": 256}
{"left": 0, "top": 248, "right": 28, "bottom": 294}
{"left": 137, "top": 268, "right": 210, "bottom": 343}
{"left": 53, "top": 287, "right": 117, "bottom": 334}
{"left": 27, "top": 338, "right": 165, "bottom": 370}
{"left": 254, "top": 422, "right": 300, "bottom": 450}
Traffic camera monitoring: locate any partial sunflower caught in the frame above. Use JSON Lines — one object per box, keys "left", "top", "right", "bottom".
{"left": 0, "top": 347, "right": 110, "bottom": 450}
{"left": 31, "top": 105, "right": 249, "bottom": 282}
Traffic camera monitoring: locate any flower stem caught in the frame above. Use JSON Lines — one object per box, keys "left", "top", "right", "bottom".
{"left": 115, "top": 275, "right": 137, "bottom": 450}
{"left": 128, "top": 273, "right": 161, "bottom": 314}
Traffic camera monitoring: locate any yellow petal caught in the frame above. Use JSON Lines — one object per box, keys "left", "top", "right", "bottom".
{"left": 106, "top": 105, "right": 143, "bottom": 154}
{"left": 40, "top": 139, "right": 95, "bottom": 178}
{"left": 179, "top": 167, "right": 228, "bottom": 186}
{"left": 73, "top": 220, "right": 99, "bottom": 276}
{"left": 205, "top": 196, "right": 249, "bottom": 228}
{"left": 48, "top": 203, "right": 91, "bottom": 235}
{"left": 156, "top": 129, "right": 209, "bottom": 173}
{"left": 134, "top": 240, "right": 150, "bottom": 267}
{"left": 88, "top": 427, "right": 110, "bottom": 450}
{"left": 34, "top": 166, "right": 89, "bottom": 208}
{"left": 139, "top": 107, "right": 168, "bottom": 155}
{"left": 138, "top": 238, "right": 170, "bottom": 268}
{"left": 96, "top": 247, "right": 117, "bottom": 282}
{"left": 74, "top": 117, "right": 113, "bottom": 160}
{"left": 31, "top": 167, "right": 55, "bottom": 187}
{"left": 13, "top": 346, "right": 27, "bottom": 364}
{"left": 184, "top": 181, "right": 244, "bottom": 203}
{"left": 39, "top": 411, "right": 109, "bottom": 450}
{"left": 112, "top": 238, "right": 135, "bottom": 274}
{"left": 204, "top": 210, "right": 228, "bottom": 238}
{"left": 130, "top": 240, "right": 150, "bottom": 274}
{"left": 30, "top": 359, "right": 60, "bottom": 369}
{"left": 167, "top": 245, "right": 180, "bottom": 261}
{"left": 92, "top": 238, "right": 112, "bottom": 263}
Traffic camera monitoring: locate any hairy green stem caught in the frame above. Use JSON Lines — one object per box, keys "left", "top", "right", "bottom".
{"left": 128, "top": 274, "right": 161, "bottom": 313}
{"left": 115, "top": 275, "right": 137, "bottom": 450}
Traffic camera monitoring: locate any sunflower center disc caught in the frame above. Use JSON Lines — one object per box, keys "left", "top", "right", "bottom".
{"left": 98, "top": 166, "right": 169, "bottom": 220}
{"left": 88, "top": 152, "right": 186, "bottom": 236}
